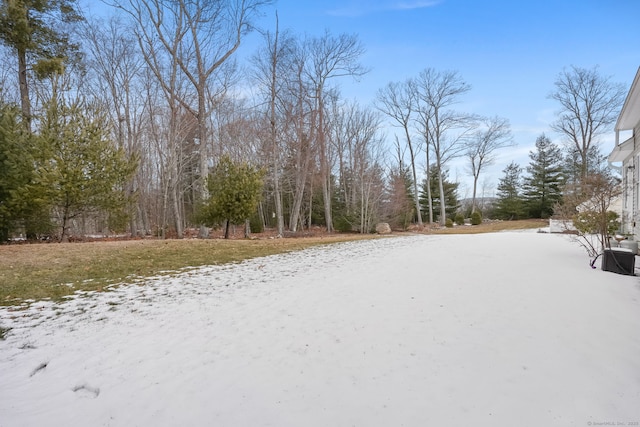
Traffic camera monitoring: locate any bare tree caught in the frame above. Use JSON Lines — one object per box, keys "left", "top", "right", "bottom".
{"left": 330, "top": 99, "right": 383, "bottom": 232}
{"left": 251, "top": 13, "right": 293, "bottom": 236}
{"left": 305, "top": 30, "right": 367, "bottom": 232}
{"left": 142, "top": 78, "right": 193, "bottom": 238}
{"left": 415, "top": 68, "right": 475, "bottom": 226}
{"left": 466, "top": 115, "right": 513, "bottom": 214}
{"left": 116, "top": 0, "right": 271, "bottom": 236}
{"left": 132, "top": 5, "right": 188, "bottom": 238}
{"left": 555, "top": 172, "right": 621, "bottom": 261}
{"left": 479, "top": 176, "right": 495, "bottom": 214}
{"left": 375, "top": 79, "right": 423, "bottom": 226}
{"left": 281, "top": 38, "right": 313, "bottom": 232}
{"left": 82, "top": 17, "right": 150, "bottom": 235}
{"left": 411, "top": 77, "right": 436, "bottom": 224}
{"left": 550, "top": 65, "right": 626, "bottom": 180}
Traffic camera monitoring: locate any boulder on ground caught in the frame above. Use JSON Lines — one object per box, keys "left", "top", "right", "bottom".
{"left": 375, "top": 222, "right": 392, "bottom": 234}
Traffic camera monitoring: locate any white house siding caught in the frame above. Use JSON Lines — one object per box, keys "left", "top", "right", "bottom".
{"left": 608, "top": 67, "right": 640, "bottom": 240}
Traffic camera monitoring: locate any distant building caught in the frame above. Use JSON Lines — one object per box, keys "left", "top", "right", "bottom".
{"left": 608, "top": 67, "right": 640, "bottom": 240}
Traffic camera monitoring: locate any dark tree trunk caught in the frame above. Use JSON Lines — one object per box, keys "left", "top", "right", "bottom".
{"left": 18, "top": 47, "right": 31, "bottom": 130}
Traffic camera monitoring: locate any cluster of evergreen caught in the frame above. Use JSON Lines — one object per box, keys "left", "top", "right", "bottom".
{"left": 419, "top": 166, "right": 459, "bottom": 224}
{"left": 389, "top": 132, "right": 610, "bottom": 226}
{"left": 492, "top": 134, "right": 606, "bottom": 220}
{"left": 0, "top": 96, "right": 138, "bottom": 242}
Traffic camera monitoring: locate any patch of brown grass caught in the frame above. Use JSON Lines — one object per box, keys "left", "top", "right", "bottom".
{"left": 0, "top": 234, "right": 378, "bottom": 305}
{"left": 429, "top": 219, "right": 548, "bottom": 234}
{"left": 0, "top": 220, "right": 547, "bottom": 305}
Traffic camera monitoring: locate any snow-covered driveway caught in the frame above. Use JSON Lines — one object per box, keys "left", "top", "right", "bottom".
{"left": 1, "top": 231, "right": 639, "bottom": 426}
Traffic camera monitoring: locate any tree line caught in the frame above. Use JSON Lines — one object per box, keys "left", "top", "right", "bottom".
{"left": 0, "top": 0, "right": 627, "bottom": 242}
{"left": 492, "top": 64, "right": 626, "bottom": 222}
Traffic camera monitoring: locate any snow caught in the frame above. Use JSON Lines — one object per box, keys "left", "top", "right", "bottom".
{"left": 1, "top": 231, "right": 640, "bottom": 427}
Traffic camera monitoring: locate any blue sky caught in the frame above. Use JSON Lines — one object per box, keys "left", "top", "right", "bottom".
{"left": 239, "top": 0, "right": 640, "bottom": 194}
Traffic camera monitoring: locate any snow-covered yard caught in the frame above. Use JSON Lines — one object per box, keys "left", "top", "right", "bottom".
{"left": 1, "top": 231, "right": 639, "bottom": 426}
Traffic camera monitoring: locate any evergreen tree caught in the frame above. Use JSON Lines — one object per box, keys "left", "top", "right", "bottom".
{"left": 332, "top": 172, "right": 351, "bottom": 232}
{"left": 38, "top": 96, "right": 138, "bottom": 241}
{"left": 0, "top": 102, "right": 50, "bottom": 241}
{"left": 386, "top": 166, "right": 415, "bottom": 230}
{"left": 420, "top": 165, "right": 459, "bottom": 223}
{"left": 494, "top": 162, "right": 525, "bottom": 220}
{"left": 523, "top": 134, "right": 564, "bottom": 218}
{"left": 0, "top": 0, "right": 82, "bottom": 128}
{"left": 0, "top": 103, "right": 28, "bottom": 241}
{"left": 197, "top": 155, "right": 264, "bottom": 239}
{"left": 563, "top": 144, "right": 608, "bottom": 185}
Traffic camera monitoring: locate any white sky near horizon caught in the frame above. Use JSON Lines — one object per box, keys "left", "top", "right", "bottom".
{"left": 83, "top": 0, "right": 640, "bottom": 197}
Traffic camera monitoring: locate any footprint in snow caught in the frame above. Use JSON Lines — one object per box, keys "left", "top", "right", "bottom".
{"left": 72, "top": 383, "right": 100, "bottom": 398}
{"left": 29, "top": 362, "right": 48, "bottom": 377}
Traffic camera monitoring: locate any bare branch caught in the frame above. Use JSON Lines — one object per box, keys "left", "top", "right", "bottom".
{"left": 466, "top": 115, "right": 513, "bottom": 213}
{"left": 549, "top": 65, "right": 626, "bottom": 179}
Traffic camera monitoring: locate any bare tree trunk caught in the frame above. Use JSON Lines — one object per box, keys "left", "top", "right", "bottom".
{"left": 290, "top": 176, "right": 306, "bottom": 232}
{"left": 425, "top": 149, "right": 433, "bottom": 224}
{"left": 317, "top": 90, "right": 333, "bottom": 232}
{"left": 408, "top": 138, "right": 423, "bottom": 226}
{"left": 288, "top": 83, "right": 312, "bottom": 232}
{"left": 307, "top": 178, "right": 313, "bottom": 231}
{"left": 471, "top": 174, "right": 479, "bottom": 214}
{"left": 60, "top": 206, "right": 70, "bottom": 243}
{"left": 273, "top": 156, "right": 284, "bottom": 235}
{"left": 137, "top": 203, "right": 149, "bottom": 236}
{"left": 17, "top": 47, "right": 31, "bottom": 130}
{"left": 436, "top": 156, "right": 447, "bottom": 225}
{"left": 244, "top": 219, "right": 251, "bottom": 238}
{"left": 375, "top": 81, "right": 422, "bottom": 226}
{"left": 172, "top": 178, "right": 183, "bottom": 238}
{"left": 268, "top": 16, "right": 285, "bottom": 236}
{"left": 289, "top": 137, "right": 309, "bottom": 233}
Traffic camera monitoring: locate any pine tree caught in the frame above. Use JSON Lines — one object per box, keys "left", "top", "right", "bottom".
{"left": 386, "top": 166, "right": 415, "bottom": 230}
{"left": 563, "top": 144, "right": 608, "bottom": 185}
{"left": 523, "top": 134, "right": 564, "bottom": 218}
{"left": 420, "top": 165, "right": 459, "bottom": 223}
{"left": 0, "top": 0, "right": 82, "bottom": 128}
{"left": 494, "top": 162, "right": 525, "bottom": 220}
{"left": 197, "top": 156, "right": 264, "bottom": 239}
{"left": 0, "top": 103, "right": 26, "bottom": 241}
{"left": 0, "top": 102, "right": 50, "bottom": 241}
{"left": 38, "top": 96, "right": 138, "bottom": 241}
